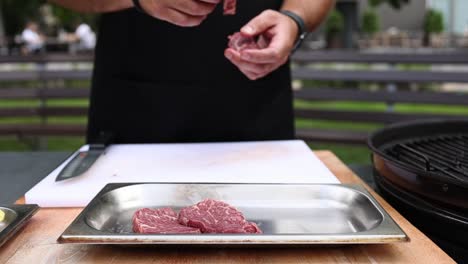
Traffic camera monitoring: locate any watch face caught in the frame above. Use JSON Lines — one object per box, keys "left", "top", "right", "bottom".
{"left": 293, "top": 33, "right": 307, "bottom": 52}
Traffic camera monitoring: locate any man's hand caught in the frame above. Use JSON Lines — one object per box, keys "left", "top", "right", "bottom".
{"left": 224, "top": 10, "right": 298, "bottom": 80}
{"left": 140, "top": 0, "right": 221, "bottom": 27}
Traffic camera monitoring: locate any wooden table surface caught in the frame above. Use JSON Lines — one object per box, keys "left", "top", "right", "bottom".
{"left": 0, "top": 151, "right": 455, "bottom": 263}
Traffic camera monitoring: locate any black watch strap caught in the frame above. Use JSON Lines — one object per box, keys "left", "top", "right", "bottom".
{"left": 133, "top": 0, "right": 146, "bottom": 14}
{"left": 280, "top": 10, "right": 307, "bottom": 52}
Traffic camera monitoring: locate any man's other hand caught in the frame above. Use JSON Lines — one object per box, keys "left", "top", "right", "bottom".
{"left": 224, "top": 10, "right": 298, "bottom": 80}
{"left": 140, "top": 0, "right": 220, "bottom": 27}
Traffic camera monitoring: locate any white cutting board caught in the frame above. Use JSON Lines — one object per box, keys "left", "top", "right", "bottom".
{"left": 25, "top": 140, "right": 339, "bottom": 207}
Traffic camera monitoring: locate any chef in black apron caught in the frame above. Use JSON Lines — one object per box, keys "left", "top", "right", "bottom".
{"left": 50, "top": 0, "right": 334, "bottom": 144}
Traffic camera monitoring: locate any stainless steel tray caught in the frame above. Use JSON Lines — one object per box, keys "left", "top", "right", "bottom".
{"left": 0, "top": 204, "right": 39, "bottom": 247}
{"left": 59, "top": 183, "right": 408, "bottom": 245}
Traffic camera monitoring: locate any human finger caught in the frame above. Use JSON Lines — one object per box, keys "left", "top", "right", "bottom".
{"left": 240, "top": 10, "right": 277, "bottom": 37}
{"left": 198, "top": 0, "right": 221, "bottom": 4}
{"left": 165, "top": 8, "right": 207, "bottom": 27}
{"left": 225, "top": 48, "right": 273, "bottom": 75}
{"left": 173, "top": 0, "right": 218, "bottom": 16}
{"left": 225, "top": 49, "right": 263, "bottom": 80}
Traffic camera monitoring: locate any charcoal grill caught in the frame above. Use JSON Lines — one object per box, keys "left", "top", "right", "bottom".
{"left": 368, "top": 119, "right": 468, "bottom": 262}
{"left": 368, "top": 119, "right": 468, "bottom": 209}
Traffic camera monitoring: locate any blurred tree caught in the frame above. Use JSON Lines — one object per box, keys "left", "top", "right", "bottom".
{"left": 0, "top": 0, "right": 42, "bottom": 36}
{"left": 423, "top": 8, "right": 444, "bottom": 46}
{"left": 325, "top": 10, "right": 344, "bottom": 36}
{"left": 369, "top": 0, "right": 410, "bottom": 9}
{"left": 325, "top": 10, "right": 344, "bottom": 49}
{"left": 424, "top": 9, "right": 444, "bottom": 34}
{"left": 362, "top": 9, "right": 380, "bottom": 35}
{"left": 51, "top": 5, "right": 97, "bottom": 32}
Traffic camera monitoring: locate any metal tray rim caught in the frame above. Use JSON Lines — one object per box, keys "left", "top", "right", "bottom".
{"left": 58, "top": 183, "right": 409, "bottom": 245}
{"left": 0, "top": 204, "right": 39, "bottom": 247}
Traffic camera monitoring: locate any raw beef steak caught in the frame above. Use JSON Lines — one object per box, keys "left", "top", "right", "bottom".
{"left": 228, "top": 32, "right": 269, "bottom": 51}
{"left": 223, "top": 0, "right": 237, "bottom": 15}
{"left": 178, "top": 199, "right": 262, "bottom": 234}
{"left": 133, "top": 208, "right": 201, "bottom": 234}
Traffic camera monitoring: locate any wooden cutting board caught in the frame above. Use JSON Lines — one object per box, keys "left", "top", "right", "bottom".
{"left": 25, "top": 140, "right": 339, "bottom": 207}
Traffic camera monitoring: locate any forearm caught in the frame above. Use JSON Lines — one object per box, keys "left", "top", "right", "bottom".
{"left": 281, "top": 0, "right": 335, "bottom": 31}
{"left": 48, "top": 0, "right": 133, "bottom": 13}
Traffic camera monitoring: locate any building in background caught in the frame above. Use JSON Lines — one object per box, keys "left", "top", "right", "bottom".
{"left": 428, "top": 0, "right": 468, "bottom": 35}
{"left": 353, "top": 0, "right": 467, "bottom": 34}
{"left": 358, "top": 0, "right": 426, "bottom": 32}
{"left": 333, "top": 0, "right": 468, "bottom": 48}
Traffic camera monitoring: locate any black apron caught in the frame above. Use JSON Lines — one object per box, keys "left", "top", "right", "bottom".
{"left": 87, "top": 1, "right": 294, "bottom": 144}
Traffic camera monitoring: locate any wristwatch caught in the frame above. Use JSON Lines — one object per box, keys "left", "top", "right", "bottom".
{"left": 280, "top": 10, "right": 308, "bottom": 52}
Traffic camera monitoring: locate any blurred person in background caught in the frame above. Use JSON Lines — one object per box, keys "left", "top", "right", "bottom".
{"left": 68, "top": 21, "right": 96, "bottom": 52}
{"left": 21, "top": 21, "right": 45, "bottom": 54}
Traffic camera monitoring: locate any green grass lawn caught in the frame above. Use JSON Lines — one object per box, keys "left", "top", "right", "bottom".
{"left": 306, "top": 142, "right": 372, "bottom": 164}
{"left": 295, "top": 100, "right": 468, "bottom": 115}
{"left": 293, "top": 99, "right": 468, "bottom": 164}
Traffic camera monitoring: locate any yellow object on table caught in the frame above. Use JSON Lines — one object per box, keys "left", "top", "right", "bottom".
{"left": 0, "top": 209, "right": 4, "bottom": 222}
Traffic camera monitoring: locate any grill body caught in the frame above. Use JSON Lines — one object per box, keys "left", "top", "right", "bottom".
{"left": 368, "top": 119, "right": 468, "bottom": 262}
{"left": 374, "top": 172, "right": 468, "bottom": 263}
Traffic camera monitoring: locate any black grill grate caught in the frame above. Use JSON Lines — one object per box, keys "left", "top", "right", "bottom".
{"left": 385, "top": 134, "right": 468, "bottom": 184}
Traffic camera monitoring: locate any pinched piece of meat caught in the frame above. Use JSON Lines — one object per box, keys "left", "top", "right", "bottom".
{"left": 228, "top": 32, "right": 269, "bottom": 52}
{"left": 223, "top": 0, "right": 237, "bottom": 15}
{"left": 178, "top": 199, "right": 262, "bottom": 234}
{"left": 133, "top": 208, "right": 201, "bottom": 234}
